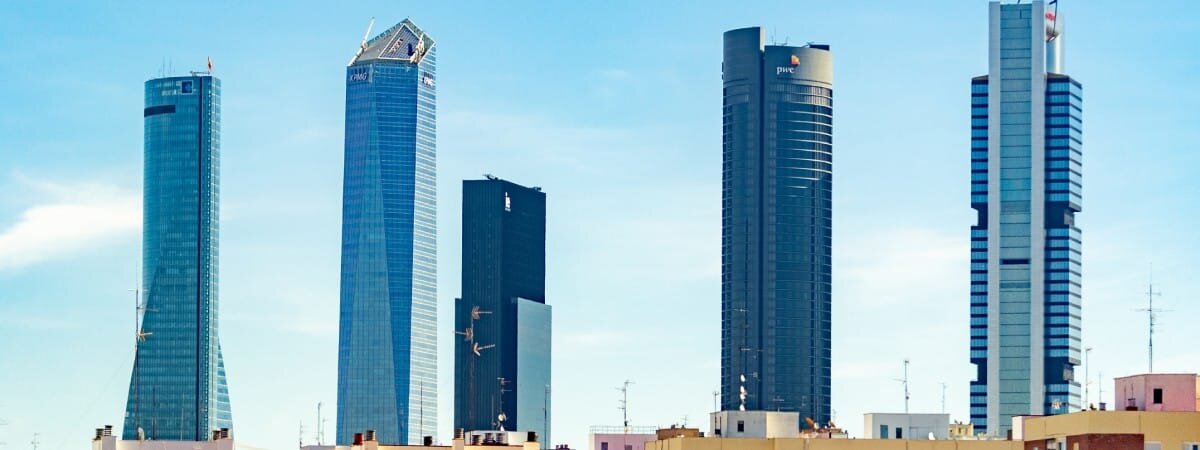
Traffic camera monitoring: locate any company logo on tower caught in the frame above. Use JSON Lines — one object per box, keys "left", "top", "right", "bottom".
{"left": 777, "top": 54, "right": 801, "bottom": 75}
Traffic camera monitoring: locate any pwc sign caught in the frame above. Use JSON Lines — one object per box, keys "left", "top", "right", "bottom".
{"left": 776, "top": 54, "right": 801, "bottom": 75}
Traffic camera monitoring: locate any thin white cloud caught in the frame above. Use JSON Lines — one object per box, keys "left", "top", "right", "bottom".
{"left": 837, "top": 227, "right": 967, "bottom": 308}
{"left": 0, "top": 178, "right": 140, "bottom": 270}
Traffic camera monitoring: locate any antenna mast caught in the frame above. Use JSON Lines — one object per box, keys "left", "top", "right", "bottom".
{"left": 1136, "top": 269, "right": 1165, "bottom": 373}
{"left": 940, "top": 382, "right": 947, "bottom": 414}
{"left": 894, "top": 359, "right": 910, "bottom": 414}
{"left": 617, "top": 380, "right": 633, "bottom": 432}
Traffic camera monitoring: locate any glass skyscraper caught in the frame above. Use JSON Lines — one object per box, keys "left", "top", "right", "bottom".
{"left": 337, "top": 19, "right": 437, "bottom": 445}
{"left": 123, "top": 74, "right": 232, "bottom": 440}
{"left": 720, "top": 27, "right": 833, "bottom": 424}
{"left": 969, "top": 0, "right": 1083, "bottom": 436}
{"left": 455, "top": 178, "right": 550, "bottom": 444}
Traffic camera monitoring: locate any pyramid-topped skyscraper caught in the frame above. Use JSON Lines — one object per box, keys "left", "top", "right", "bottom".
{"left": 337, "top": 18, "right": 438, "bottom": 445}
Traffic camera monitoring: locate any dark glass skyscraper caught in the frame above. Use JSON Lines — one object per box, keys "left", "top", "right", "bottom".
{"left": 123, "top": 74, "right": 232, "bottom": 440}
{"left": 968, "top": 0, "right": 1082, "bottom": 436}
{"left": 337, "top": 19, "right": 437, "bottom": 445}
{"left": 455, "top": 178, "right": 550, "bottom": 444}
{"left": 720, "top": 28, "right": 833, "bottom": 424}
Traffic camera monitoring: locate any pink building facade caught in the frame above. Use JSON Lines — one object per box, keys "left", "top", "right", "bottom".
{"left": 1114, "top": 373, "right": 1200, "bottom": 412}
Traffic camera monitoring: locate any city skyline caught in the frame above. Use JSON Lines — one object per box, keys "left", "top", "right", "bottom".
{"left": 2, "top": 2, "right": 1200, "bottom": 450}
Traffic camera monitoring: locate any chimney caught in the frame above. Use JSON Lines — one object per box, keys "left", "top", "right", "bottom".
{"left": 220, "top": 428, "right": 230, "bottom": 439}
{"left": 452, "top": 429, "right": 465, "bottom": 450}
{"left": 527, "top": 432, "right": 538, "bottom": 443}
{"left": 103, "top": 425, "right": 113, "bottom": 436}
{"left": 1099, "top": 402, "right": 1108, "bottom": 411}
{"left": 365, "top": 430, "right": 377, "bottom": 442}
{"left": 94, "top": 429, "right": 104, "bottom": 440}
{"left": 354, "top": 433, "right": 364, "bottom": 445}
{"left": 212, "top": 430, "right": 222, "bottom": 441}
{"left": 424, "top": 436, "right": 434, "bottom": 446}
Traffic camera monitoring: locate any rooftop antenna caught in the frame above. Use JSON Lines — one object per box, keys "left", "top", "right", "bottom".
{"left": 130, "top": 260, "right": 152, "bottom": 434}
{"left": 29, "top": 434, "right": 37, "bottom": 450}
{"left": 1136, "top": 266, "right": 1167, "bottom": 373}
{"left": 940, "top": 382, "right": 947, "bottom": 414}
{"left": 738, "top": 374, "right": 747, "bottom": 411}
{"left": 1084, "top": 347, "right": 1093, "bottom": 408}
{"left": 617, "top": 380, "right": 634, "bottom": 431}
{"left": 457, "top": 304, "right": 492, "bottom": 428}
{"left": 316, "top": 402, "right": 325, "bottom": 445}
{"left": 298, "top": 420, "right": 304, "bottom": 449}
{"left": 1097, "top": 371, "right": 1104, "bottom": 407}
{"left": 894, "top": 359, "right": 911, "bottom": 414}
{"left": 0, "top": 417, "right": 8, "bottom": 448}
{"left": 711, "top": 390, "right": 719, "bottom": 412}
{"left": 496, "top": 377, "right": 510, "bottom": 431}
{"left": 348, "top": 17, "right": 376, "bottom": 66}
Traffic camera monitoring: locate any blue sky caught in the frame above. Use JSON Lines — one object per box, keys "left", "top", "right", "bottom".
{"left": 1, "top": 1, "right": 1198, "bottom": 449}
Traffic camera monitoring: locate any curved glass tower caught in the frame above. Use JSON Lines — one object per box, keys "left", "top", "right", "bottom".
{"left": 720, "top": 27, "right": 833, "bottom": 424}
{"left": 969, "top": 0, "right": 1083, "bottom": 436}
{"left": 337, "top": 18, "right": 438, "bottom": 445}
{"left": 123, "top": 75, "right": 232, "bottom": 440}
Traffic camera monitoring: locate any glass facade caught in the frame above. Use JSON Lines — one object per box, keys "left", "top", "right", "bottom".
{"left": 123, "top": 75, "right": 232, "bottom": 440}
{"left": 337, "top": 19, "right": 438, "bottom": 445}
{"left": 970, "top": 1, "right": 1082, "bottom": 436}
{"left": 455, "top": 179, "right": 549, "bottom": 442}
{"left": 721, "top": 27, "right": 833, "bottom": 424}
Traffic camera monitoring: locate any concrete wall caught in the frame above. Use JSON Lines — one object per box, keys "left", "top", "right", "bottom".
{"left": 863, "top": 413, "right": 950, "bottom": 439}
{"left": 1018, "top": 410, "right": 1200, "bottom": 450}
{"left": 1114, "top": 373, "right": 1199, "bottom": 412}
{"left": 590, "top": 433, "right": 656, "bottom": 450}
{"left": 710, "top": 411, "right": 800, "bottom": 439}
{"left": 647, "top": 437, "right": 1023, "bottom": 450}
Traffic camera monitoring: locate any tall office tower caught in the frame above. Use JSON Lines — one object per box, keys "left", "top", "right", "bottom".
{"left": 720, "top": 27, "right": 833, "bottom": 424}
{"left": 969, "top": 0, "right": 1083, "bottom": 436}
{"left": 123, "top": 74, "right": 232, "bottom": 440}
{"left": 455, "top": 177, "right": 550, "bottom": 444}
{"left": 337, "top": 19, "right": 437, "bottom": 445}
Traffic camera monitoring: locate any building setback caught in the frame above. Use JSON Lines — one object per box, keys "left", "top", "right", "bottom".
{"left": 968, "top": 0, "right": 1083, "bottom": 436}
{"left": 123, "top": 74, "right": 232, "bottom": 440}
{"left": 720, "top": 27, "right": 833, "bottom": 424}
{"left": 337, "top": 19, "right": 438, "bottom": 445}
{"left": 455, "top": 178, "right": 550, "bottom": 444}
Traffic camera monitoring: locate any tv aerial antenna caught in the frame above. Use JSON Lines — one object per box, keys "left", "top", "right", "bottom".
{"left": 894, "top": 359, "right": 911, "bottom": 414}
{"left": 1136, "top": 267, "right": 1169, "bottom": 373}
{"left": 617, "top": 380, "right": 634, "bottom": 431}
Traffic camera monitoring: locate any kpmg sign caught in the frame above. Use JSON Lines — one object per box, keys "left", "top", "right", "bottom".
{"left": 349, "top": 72, "right": 369, "bottom": 82}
